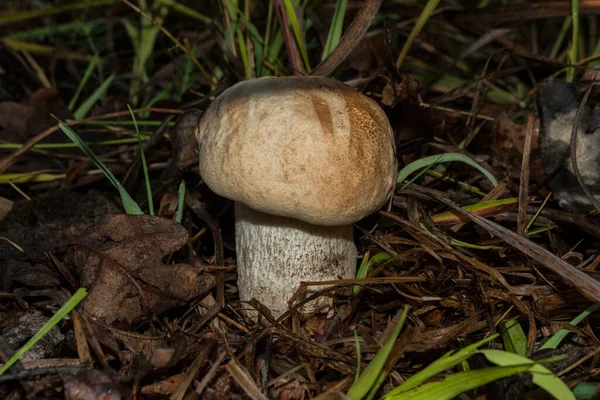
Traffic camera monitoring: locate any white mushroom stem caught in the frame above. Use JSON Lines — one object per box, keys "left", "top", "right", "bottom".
{"left": 235, "top": 203, "right": 357, "bottom": 317}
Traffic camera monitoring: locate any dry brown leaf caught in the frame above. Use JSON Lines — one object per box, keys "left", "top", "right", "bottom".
{"left": 66, "top": 214, "right": 215, "bottom": 326}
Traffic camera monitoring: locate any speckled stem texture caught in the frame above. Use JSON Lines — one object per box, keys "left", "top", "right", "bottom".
{"left": 235, "top": 203, "right": 357, "bottom": 317}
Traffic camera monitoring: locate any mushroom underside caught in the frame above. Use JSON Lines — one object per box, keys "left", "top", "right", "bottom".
{"left": 235, "top": 203, "right": 357, "bottom": 317}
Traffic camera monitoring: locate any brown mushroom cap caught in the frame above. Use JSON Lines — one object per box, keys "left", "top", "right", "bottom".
{"left": 196, "top": 76, "right": 397, "bottom": 226}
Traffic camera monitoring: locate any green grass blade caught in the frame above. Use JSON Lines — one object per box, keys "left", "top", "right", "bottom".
{"left": 57, "top": 121, "right": 143, "bottom": 215}
{"left": 129, "top": 2, "right": 169, "bottom": 105}
{"left": 482, "top": 349, "right": 575, "bottom": 400}
{"left": 550, "top": 17, "right": 572, "bottom": 59}
{"left": 127, "top": 105, "right": 153, "bottom": 215}
{"left": 424, "top": 171, "right": 487, "bottom": 196}
{"left": 0, "top": 172, "right": 66, "bottom": 184}
{"left": 0, "top": 137, "right": 150, "bottom": 149}
{"left": 0, "top": 288, "right": 88, "bottom": 375}
{"left": 262, "top": 1, "right": 275, "bottom": 76}
{"left": 2, "top": 39, "right": 96, "bottom": 62}
{"left": 526, "top": 192, "right": 552, "bottom": 233}
{"left": 58, "top": 122, "right": 117, "bottom": 187}
{"left": 68, "top": 55, "right": 100, "bottom": 111}
{"left": 395, "top": 0, "right": 441, "bottom": 70}
{"left": 175, "top": 180, "right": 186, "bottom": 223}
{"left": 122, "top": 19, "right": 140, "bottom": 54}
{"left": 567, "top": 0, "right": 580, "bottom": 82}
{"left": 81, "top": 120, "right": 172, "bottom": 126}
{"left": 154, "top": 0, "right": 212, "bottom": 23}
{"left": 267, "top": 31, "right": 285, "bottom": 63}
{"left": 354, "top": 252, "right": 393, "bottom": 293}
{"left": 236, "top": 25, "right": 252, "bottom": 79}
{"left": 346, "top": 306, "right": 408, "bottom": 400}
{"left": 73, "top": 73, "right": 115, "bottom": 120}
{"left": 282, "top": 0, "right": 311, "bottom": 72}
{"left": 0, "top": 0, "right": 117, "bottom": 26}
{"left": 240, "top": 19, "right": 266, "bottom": 77}
{"left": 500, "top": 319, "right": 527, "bottom": 356}
{"left": 386, "top": 364, "right": 538, "bottom": 400}
{"left": 400, "top": 154, "right": 445, "bottom": 190}
{"left": 450, "top": 238, "right": 498, "bottom": 250}
{"left": 397, "top": 153, "right": 498, "bottom": 187}
{"left": 4, "top": 21, "right": 98, "bottom": 40}
{"left": 321, "top": 0, "right": 348, "bottom": 60}
{"left": 384, "top": 335, "right": 498, "bottom": 397}
{"left": 541, "top": 302, "right": 600, "bottom": 350}
{"left": 572, "top": 382, "right": 600, "bottom": 399}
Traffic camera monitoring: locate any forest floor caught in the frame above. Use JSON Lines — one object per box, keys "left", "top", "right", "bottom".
{"left": 0, "top": 1, "right": 599, "bottom": 399}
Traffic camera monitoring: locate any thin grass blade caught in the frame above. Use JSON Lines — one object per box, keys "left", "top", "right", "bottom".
{"left": 57, "top": 121, "right": 143, "bottom": 215}
{"left": 127, "top": 105, "right": 153, "bottom": 215}
{"left": 385, "top": 364, "right": 538, "bottom": 400}
{"left": 354, "top": 252, "right": 393, "bottom": 293}
{"left": 541, "top": 303, "right": 600, "bottom": 350}
{"left": 0, "top": 288, "right": 88, "bottom": 375}
{"left": 68, "top": 55, "right": 100, "bottom": 110}
{"left": 395, "top": 0, "right": 441, "bottom": 69}
{"left": 384, "top": 335, "right": 498, "bottom": 396}
{"left": 282, "top": 0, "right": 311, "bottom": 72}
{"left": 500, "top": 319, "right": 528, "bottom": 356}
{"left": 346, "top": 306, "right": 408, "bottom": 400}
{"left": 481, "top": 349, "right": 575, "bottom": 400}
{"left": 398, "top": 153, "right": 498, "bottom": 187}
{"left": 175, "top": 180, "right": 185, "bottom": 223}
{"left": 0, "top": 0, "right": 117, "bottom": 26}
{"left": 73, "top": 73, "right": 115, "bottom": 119}
{"left": 322, "top": 0, "right": 348, "bottom": 60}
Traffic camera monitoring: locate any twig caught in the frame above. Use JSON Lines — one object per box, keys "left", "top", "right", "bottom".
{"left": 399, "top": 185, "right": 600, "bottom": 302}
{"left": 558, "top": 345, "right": 600, "bottom": 376}
{"left": 195, "top": 350, "right": 227, "bottom": 395}
{"left": 226, "top": 358, "right": 270, "bottom": 400}
{"left": 311, "top": 0, "right": 382, "bottom": 77}
{"left": 0, "top": 365, "right": 88, "bottom": 383}
{"left": 169, "top": 340, "right": 216, "bottom": 400}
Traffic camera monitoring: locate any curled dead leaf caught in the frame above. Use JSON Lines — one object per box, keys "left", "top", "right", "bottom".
{"left": 66, "top": 214, "right": 215, "bottom": 326}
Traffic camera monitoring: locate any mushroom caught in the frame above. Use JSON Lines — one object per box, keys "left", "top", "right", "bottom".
{"left": 196, "top": 76, "right": 397, "bottom": 317}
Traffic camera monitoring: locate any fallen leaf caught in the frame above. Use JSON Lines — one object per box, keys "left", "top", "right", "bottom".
{"left": 66, "top": 214, "right": 215, "bottom": 326}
